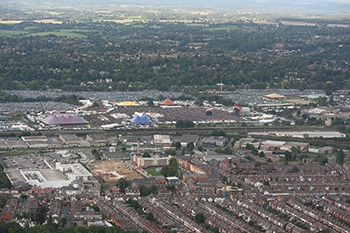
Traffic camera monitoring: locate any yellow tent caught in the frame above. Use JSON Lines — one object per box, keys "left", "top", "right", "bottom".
{"left": 116, "top": 101, "right": 140, "bottom": 107}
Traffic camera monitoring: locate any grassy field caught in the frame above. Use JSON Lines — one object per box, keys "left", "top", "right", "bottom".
{"left": 0, "top": 30, "right": 27, "bottom": 37}
{"left": 28, "top": 30, "right": 87, "bottom": 38}
{"left": 0, "top": 28, "right": 88, "bottom": 38}
{"left": 145, "top": 167, "right": 162, "bottom": 176}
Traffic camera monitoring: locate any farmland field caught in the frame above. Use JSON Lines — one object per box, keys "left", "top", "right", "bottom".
{"left": 27, "top": 30, "right": 88, "bottom": 38}
{"left": 0, "top": 30, "right": 27, "bottom": 37}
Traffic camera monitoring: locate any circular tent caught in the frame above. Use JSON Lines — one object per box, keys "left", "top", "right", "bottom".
{"left": 263, "top": 93, "right": 285, "bottom": 99}
{"left": 41, "top": 114, "right": 89, "bottom": 125}
{"left": 116, "top": 101, "right": 139, "bottom": 107}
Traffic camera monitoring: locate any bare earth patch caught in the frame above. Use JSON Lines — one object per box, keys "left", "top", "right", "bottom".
{"left": 87, "top": 160, "right": 143, "bottom": 184}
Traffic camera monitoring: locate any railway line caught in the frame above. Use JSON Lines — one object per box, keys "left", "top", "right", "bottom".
{"left": 0, "top": 126, "right": 332, "bottom": 137}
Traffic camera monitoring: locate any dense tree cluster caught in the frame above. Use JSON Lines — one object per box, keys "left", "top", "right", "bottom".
{"left": 115, "top": 178, "right": 130, "bottom": 192}
{"left": 175, "top": 119, "right": 195, "bottom": 128}
{"left": 0, "top": 164, "right": 11, "bottom": 188}
{"left": 161, "top": 158, "right": 178, "bottom": 177}
{"left": 0, "top": 90, "right": 81, "bottom": 105}
{"left": 0, "top": 21, "right": 349, "bottom": 92}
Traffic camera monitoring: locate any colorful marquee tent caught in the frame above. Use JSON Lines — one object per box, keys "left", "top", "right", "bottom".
{"left": 41, "top": 114, "right": 89, "bottom": 125}
{"left": 129, "top": 115, "right": 152, "bottom": 124}
{"left": 160, "top": 98, "right": 176, "bottom": 106}
{"left": 116, "top": 101, "right": 139, "bottom": 107}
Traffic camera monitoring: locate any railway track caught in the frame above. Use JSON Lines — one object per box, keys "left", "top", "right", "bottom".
{"left": 0, "top": 126, "right": 331, "bottom": 137}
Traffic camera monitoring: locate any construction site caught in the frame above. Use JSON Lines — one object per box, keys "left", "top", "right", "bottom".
{"left": 87, "top": 160, "right": 143, "bottom": 184}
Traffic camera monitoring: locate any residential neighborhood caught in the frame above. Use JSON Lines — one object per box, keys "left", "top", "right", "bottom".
{"left": 0, "top": 128, "right": 349, "bottom": 232}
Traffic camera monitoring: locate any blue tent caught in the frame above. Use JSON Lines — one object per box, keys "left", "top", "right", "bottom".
{"left": 130, "top": 115, "right": 152, "bottom": 124}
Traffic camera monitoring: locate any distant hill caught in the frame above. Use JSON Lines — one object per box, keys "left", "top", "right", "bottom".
{"left": 4, "top": 0, "right": 350, "bottom": 14}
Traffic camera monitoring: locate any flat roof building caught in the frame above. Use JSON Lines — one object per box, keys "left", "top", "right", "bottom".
{"left": 86, "top": 134, "right": 109, "bottom": 147}
{"left": 59, "top": 134, "right": 90, "bottom": 147}
{"left": 201, "top": 136, "right": 227, "bottom": 148}
{"left": 5, "top": 139, "right": 28, "bottom": 150}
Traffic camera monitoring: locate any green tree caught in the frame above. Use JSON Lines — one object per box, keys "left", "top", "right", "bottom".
{"left": 147, "top": 100, "right": 154, "bottom": 107}
{"left": 146, "top": 212, "right": 154, "bottom": 221}
{"left": 336, "top": 149, "right": 345, "bottom": 165}
{"left": 35, "top": 212, "right": 46, "bottom": 225}
{"left": 258, "top": 151, "right": 265, "bottom": 157}
{"left": 38, "top": 206, "right": 49, "bottom": 214}
{"left": 186, "top": 142, "right": 195, "bottom": 151}
{"left": 116, "top": 178, "right": 130, "bottom": 192}
{"left": 281, "top": 79, "right": 290, "bottom": 89}
{"left": 143, "top": 151, "right": 151, "bottom": 158}
{"left": 291, "top": 166, "right": 300, "bottom": 173}
{"left": 175, "top": 119, "right": 194, "bottom": 128}
{"left": 174, "top": 142, "right": 181, "bottom": 150}
{"left": 166, "top": 185, "right": 176, "bottom": 192}
{"left": 195, "top": 213, "right": 205, "bottom": 224}
{"left": 60, "top": 217, "right": 67, "bottom": 227}
{"left": 246, "top": 143, "right": 254, "bottom": 150}
{"left": 169, "top": 158, "right": 178, "bottom": 166}
{"left": 285, "top": 151, "right": 292, "bottom": 161}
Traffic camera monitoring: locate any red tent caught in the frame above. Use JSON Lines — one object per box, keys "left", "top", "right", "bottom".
{"left": 160, "top": 98, "right": 175, "bottom": 106}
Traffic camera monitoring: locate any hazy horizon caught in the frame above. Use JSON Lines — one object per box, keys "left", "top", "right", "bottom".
{"left": 3, "top": 0, "right": 350, "bottom": 14}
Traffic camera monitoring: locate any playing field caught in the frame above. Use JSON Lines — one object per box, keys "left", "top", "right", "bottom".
{"left": 87, "top": 160, "right": 143, "bottom": 184}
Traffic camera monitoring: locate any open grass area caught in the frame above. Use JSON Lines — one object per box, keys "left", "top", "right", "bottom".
{"left": 145, "top": 167, "right": 162, "bottom": 176}
{"left": 0, "top": 30, "right": 27, "bottom": 37}
{"left": 28, "top": 30, "right": 87, "bottom": 38}
{"left": 0, "top": 28, "right": 88, "bottom": 38}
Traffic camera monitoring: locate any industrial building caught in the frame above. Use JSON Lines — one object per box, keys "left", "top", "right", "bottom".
{"left": 59, "top": 134, "right": 90, "bottom": 147}
{"left": 201, "top": 136, "right": 227, "bottom": 148}
{"left": 86, "top": 134, "right": 109, "bottom": 147}
{"left": 153, "top": 134, "right": 172, "bottom": 146}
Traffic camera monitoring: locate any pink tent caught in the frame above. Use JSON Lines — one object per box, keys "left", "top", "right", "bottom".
{"left": 41, "top": 114, "right": 89, "bottom": 125}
